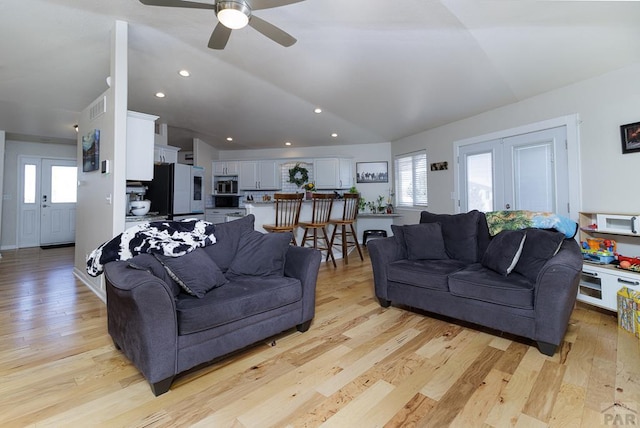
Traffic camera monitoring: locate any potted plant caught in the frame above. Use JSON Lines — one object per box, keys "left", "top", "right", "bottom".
{"left": 376, "top": 195, "right": 386, "bottom": 213}
{"left": 303, "top": 182, "right": 315, "bottom": 199}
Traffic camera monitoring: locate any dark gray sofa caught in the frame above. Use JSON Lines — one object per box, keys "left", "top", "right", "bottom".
{"left": 104, "top": 214, "right": 321, "bottom": 396}
{"left": 368, "top": 210, "right": 582, "bottom": 356}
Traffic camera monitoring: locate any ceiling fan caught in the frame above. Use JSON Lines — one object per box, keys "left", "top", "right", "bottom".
{"left": 139, "top": 0, "right": 305, "bottom": 50}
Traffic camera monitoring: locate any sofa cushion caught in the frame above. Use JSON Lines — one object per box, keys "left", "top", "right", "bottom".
{"left": 403, "top": 223, "right": 449, "bottom": 261}
{"left": 481, "top": 230, "right": 527, "bottom": 276}
{"left": 387, "top": 259, "right": 467, "bottom": 291}
{"left": 227, "top": 230, "right": 292, "bottom": 277}
{"left": 420, "top": 210, "right": 481, "bottom": 263}
{"left": 126, "top": 253, "right": 182, "bottom": 297}
{"left": 175, "top": 275, "right": 302, "bottom": 335}
{"left": 448, "top": 264, "right": 535, "bottom": 309}
{"left": 154, "top": 248, "right": 228, "bottom": 298}
{"left": 513, "top": 229, "right": 565, "bottom": 283}
{"left": 203, "top": 214, "right": 255, "bottom": 272}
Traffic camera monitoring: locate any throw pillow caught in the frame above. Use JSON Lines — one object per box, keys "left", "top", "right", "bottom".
{"left": 403, "top": 223, "right": 449, "bottom": 260}
{"left": 481, "top": 230, "right": 527, "bottom": 276}
{"left": 420, "top": 210, "right": 481, "bottom": 263}
{"left": 391, "top": 224, "right": 407, "bottom": 259}
{"left": 202, "top": 214, "right": 255, "bottom": 272}
{"left": 127, "top": 253, "right": 182, "bottom": 297}
{"left": 227, "top": 230, "right": 292, "bottom": 277}
{"left": 154, "top": 248, "right": 228, "bottom": 298}
{"left": 513, "top": 228, "right": 565, "bottom": 283}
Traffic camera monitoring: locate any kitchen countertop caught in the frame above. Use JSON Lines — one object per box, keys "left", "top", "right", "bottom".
{"left": 125, "top": 214, "right": 168, "bottom": 222}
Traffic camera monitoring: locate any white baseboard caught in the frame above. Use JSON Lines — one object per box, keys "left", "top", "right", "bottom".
{"left": 73, "top": 267, "right": 106, "bottom": 303}
{"left": 0, "top": 244, "right": 17, "bottom": 251}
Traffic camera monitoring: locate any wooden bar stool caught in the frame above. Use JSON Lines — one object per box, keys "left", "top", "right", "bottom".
{"left": 263, "top": 193, "right": 304, "bottom": 245}
{"left": 328, "top": 192, "right": 364, "bottom": 264}
{"left": 299, "top": 193, "right": 336, "bottom": 267}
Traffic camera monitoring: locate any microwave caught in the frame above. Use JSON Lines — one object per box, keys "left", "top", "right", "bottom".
{"left": 217, "top": 180, "right": 238, "bottom": 194}
{"left": 214, "top": 195, "right": 240, "bottom": 208}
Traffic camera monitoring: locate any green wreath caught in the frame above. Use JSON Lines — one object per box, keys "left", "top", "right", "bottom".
{"left": 288, "top": 163, "right": 309, "bottom": 187}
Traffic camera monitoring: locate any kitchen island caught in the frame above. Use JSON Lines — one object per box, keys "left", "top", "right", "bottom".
{"left": 244, "top": 200, "right": 401, "bottom": 259}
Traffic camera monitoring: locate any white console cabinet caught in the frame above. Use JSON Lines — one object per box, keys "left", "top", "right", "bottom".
{"left": 578, "top": 211, "right": 640, "bottom": 311}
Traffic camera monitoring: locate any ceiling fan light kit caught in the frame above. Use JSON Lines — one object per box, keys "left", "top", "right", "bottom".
{"left": 139, "top": 0, "right": 303, "bottom": 50}
{"left": 217, "top": 1, "right": 251, "bottom": 30}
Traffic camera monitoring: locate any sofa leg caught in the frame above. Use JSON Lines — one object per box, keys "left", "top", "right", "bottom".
{"left": 296, "top": 320, "right": 312, "bottom": 332}
{"left": 536, "top": 341, "right": 557, "bottom": 356}
{"left": 150, "top": 376, "right": 174, "bottom": 396}
{"left": 378, "top": 298, "right": 391, "bottom": 308}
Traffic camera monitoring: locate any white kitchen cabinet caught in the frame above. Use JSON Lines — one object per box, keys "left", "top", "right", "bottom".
{"left": 154, "top": 144, "right": 180, "bottom": 164}
{"left": 314, "top": 158, "right": 352, "bottom": 189}
{"left": 213, "top": 161, "right": 239, "bottom": 176}
{"left": 125, "top": 111, "right": 158, "bottom": 181}
{"left": 238, "top": 160, "right": 281, "bottom": 190}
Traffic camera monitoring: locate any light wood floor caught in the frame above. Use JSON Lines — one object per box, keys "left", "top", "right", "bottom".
{"left": 1, "top": 246, "right": 639, "bottom": 427}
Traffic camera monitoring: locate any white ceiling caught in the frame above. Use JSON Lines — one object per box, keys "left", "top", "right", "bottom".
{"left": 2, "top": 0, "right": 640, "bottom": 150}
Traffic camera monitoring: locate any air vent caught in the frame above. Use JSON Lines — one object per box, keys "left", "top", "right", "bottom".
{"left": 89, "top": 96, "right": 106, "bottom": 121}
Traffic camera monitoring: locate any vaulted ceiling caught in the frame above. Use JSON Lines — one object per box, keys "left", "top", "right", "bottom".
{"left": 2, "top": 0, "right": 640, "bottom": 149}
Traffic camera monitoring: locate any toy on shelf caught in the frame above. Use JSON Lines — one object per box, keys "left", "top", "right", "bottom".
{"left": 581, "top": 237, "right": 616, "bottom": 264}
{"left": 617, "top": 254, "right": 640, "bottom": 272}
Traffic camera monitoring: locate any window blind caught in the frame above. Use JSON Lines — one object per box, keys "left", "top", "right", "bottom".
{"left": 395, "top": 151, "right": 428, "bottom": 207}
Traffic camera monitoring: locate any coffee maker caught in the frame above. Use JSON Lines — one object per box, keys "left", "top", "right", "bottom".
{"left": 125, "top": 183, "right": 148, "bottom": 215}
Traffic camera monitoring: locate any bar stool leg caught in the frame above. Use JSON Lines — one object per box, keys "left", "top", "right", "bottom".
{"left": 322, "top": 226, "right": 336, "bottom": 267}
{"left": 350, "top": 223, "right": 364, "bottom": 260}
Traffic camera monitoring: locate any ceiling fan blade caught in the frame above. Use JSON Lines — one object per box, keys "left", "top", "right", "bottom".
{"left": 251, "top": 0, "right": 305, "bottom": 11}
{"left": 208, "top": 22, "right": 233, "bottom": 49}
{"left": 139, "top": 0, "right": 215, "bottom": 9}
{"left": 248, "top": 16, "right": 296, "bottom": 47}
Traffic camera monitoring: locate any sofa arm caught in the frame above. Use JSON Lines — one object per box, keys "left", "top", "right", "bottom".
{"left": 284, "top": 246, "right": 322, "bottom": 323}
{"left": 104, "top": 261, "right": 178, "bottom": 387}
{"left": 533, "top": 239, "right": 583, "bottom": 347}
{"left": 367, "top": 236, "right": 403, "bottom": 303}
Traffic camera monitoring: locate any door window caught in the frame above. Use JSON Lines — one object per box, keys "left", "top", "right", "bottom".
{"left": 51, "top": 166, "right": 77, "bottom": 203}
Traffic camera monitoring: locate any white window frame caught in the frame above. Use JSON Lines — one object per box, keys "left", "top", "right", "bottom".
{"left": 394, "top": 150, "right": 428, "bottom": 208}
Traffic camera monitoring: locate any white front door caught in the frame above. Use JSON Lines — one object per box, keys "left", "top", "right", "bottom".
{"left": 458, "top": 126, "right": 568, "bottom": 215}
{"left": 40, "top": 159, "right": 77, "bottom": 246}
{"left": 19, "top": 157, "right": 77, "bottom": 247}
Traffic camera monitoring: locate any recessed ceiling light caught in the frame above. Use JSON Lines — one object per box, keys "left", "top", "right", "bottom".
{"left": 178, "top": 70, "right": 190, "bottom": 77}
{"left": 155, "top": 92, "right": 166, "bottom": 98}
{"left": 285, "top": 141, "right": 292, "bottom": 146}
{"left": 314, "top": 108, "right": 322, "bottom": 114}
{"left": 331, "top": 133, "right": 338, "bottom": 138}
{"left": 226, "top": 137, "right": 233, "bottom": 142}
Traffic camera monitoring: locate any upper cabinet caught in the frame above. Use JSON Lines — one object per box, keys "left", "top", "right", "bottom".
{"left": 126, "top": 111, "right": 159, "bottom": 181}
{"left": 154, "top": 144, "right": 180, "bottom": 164}
{"left": 314, "top": 158, "right": 352, "bottom": 189}
{"left": 238, "top": 160, "right": 281, "bottom": 190}
{"left": 213, "top": 161, "right": 239, "bottom": 176}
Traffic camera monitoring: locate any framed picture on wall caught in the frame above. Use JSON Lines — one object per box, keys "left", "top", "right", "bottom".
{"left": 356, "top": 161, "right": 388, "bottom": 183}
{"left": 620, "top": 121, "right": 640, "bottom": 154}
{"left": 82, "top": 129, "right": 100, "bottom": 172}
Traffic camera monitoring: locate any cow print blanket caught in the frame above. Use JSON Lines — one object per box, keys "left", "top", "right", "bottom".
{"left": 86, "top": 219, "right": 216, "bottom": 277}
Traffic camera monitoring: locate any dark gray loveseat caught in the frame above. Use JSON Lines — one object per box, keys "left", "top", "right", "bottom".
{"left": 104, "top": 215, "right": 321, "bottom": 395}
{"left": 368, "top": 210, "right": 582, "bottom": 356}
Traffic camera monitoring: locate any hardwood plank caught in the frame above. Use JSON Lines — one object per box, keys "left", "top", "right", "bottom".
{"left": 0, "top": 246, "right": 637, "bottom": 427}
{"left": 522, "top": 359, "right": 567, "bottom": 423}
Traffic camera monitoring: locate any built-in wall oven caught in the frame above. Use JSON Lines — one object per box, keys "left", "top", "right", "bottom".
{"left": 213, "top": 194, "right": 240, "bottom": 208}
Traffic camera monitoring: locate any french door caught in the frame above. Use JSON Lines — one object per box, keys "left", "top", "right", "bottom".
{"left": 19, "top": 157, "right": 77, "bottom": 247}
{"left": 457, "top": 126, "right": 569, "bottom": 216}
